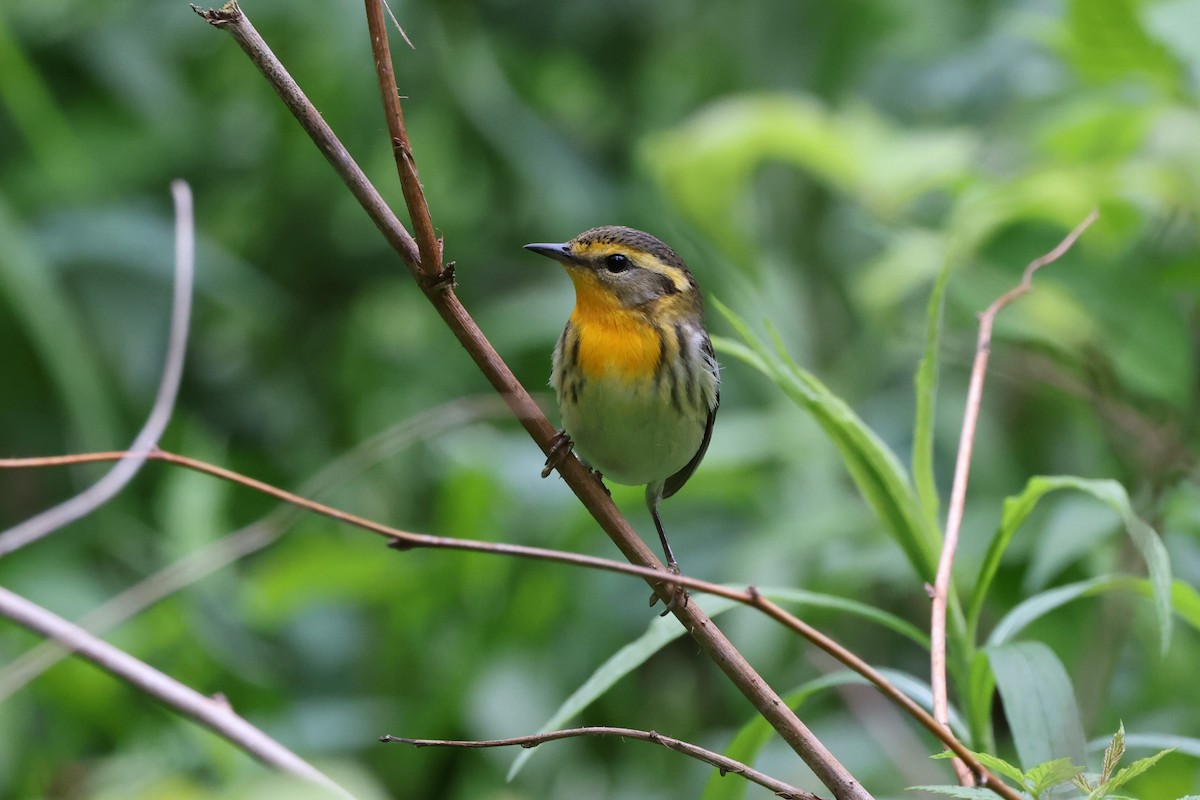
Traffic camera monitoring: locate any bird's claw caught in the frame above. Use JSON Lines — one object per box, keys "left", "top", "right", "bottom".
{"left": 541, "top": 430, "right": 574, "bottom": 478}
{"left": 649, "top": 561, "right": 687, "bottom": 615}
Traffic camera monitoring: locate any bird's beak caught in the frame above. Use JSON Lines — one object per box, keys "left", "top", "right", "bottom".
{"left": 524, "top": 242, "right": 575, "bottom": 265}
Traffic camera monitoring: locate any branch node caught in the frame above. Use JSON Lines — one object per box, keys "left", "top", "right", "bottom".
{"left": 420, "top": 261, "right": 456, "bottom": 292}
{"left": 191, "top": 1, "right": 242, "bottom": 25}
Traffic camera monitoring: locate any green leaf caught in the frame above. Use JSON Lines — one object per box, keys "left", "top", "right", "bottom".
{"left": 1106, "top": 748, "right": 1176, "bottom": 794}
{"left": 965, "top": 649, "right": 997, "bottom": 754}
{"left": 1063, "top": 0, "right": 1183, "bottom": 93}
{"left": 1101, "top": 723, "right": 1127, "bottom": 784}
{"left": 987, "top": 641, "right": 1087, "bottom": 770}
{"left": 988, "top": 576, "right": 1200, "bottom": 648}
{"left": 940, "top": 753, "right": 1027, "bottom": 786}
{"left": 761, "top": 587, "right": 931, "bottom": 649}
{"left": 912, "top": 252, "right": 955, "bottom": 534}
{"left": 968, "top": 477, "right": 1173, "bottom": 653}
{"left": 716, "top": 299, "right": 939, "bottom": 581}
{"left": 0, "top": 198, "right": 120, "bottom": 452}
{"left": 1024, "top": 757, "right": 1085, "bottom": 796}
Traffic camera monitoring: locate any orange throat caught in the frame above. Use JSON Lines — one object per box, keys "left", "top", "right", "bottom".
{"left": 569, "top": 276, "right": 660, "bottom": 383}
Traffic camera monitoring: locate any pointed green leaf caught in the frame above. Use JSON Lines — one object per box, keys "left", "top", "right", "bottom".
{"left": 1101, "top": 723, "right": 1127, "bottom": 783}
{"left": 716, "top": 299, "right": 939, "bottom": 581}
{"left": 912, "top": 252, "right": 955, "bottom": 534}
{"left": 968, "top": 476, "right": 1173, "bottom": 653}
{"left": 987, "top": 641, "right": 1087, "bottom": 770}
{"left": 1024, "top": 757, "right": 1085, "bottom": 796}
{"left": 988, "top": 575, "right": 1200, "bottom": 649}
{"left": 1106, "top": 748, "right": 1176, "bottom": 794}
{"left": 968, "top": 751, "right": 1027, "bottom": 785}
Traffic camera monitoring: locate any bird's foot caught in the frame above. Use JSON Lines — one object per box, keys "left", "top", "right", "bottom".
{"left": 649, "top": 561, "right": 688, "bottom": 615}
{"left": 540, "top": 430, "right": 574, "bottom": 478}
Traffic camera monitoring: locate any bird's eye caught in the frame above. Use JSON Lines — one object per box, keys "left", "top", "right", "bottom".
{"left": 603, "top": 253, "right": 630, "bottom": 273}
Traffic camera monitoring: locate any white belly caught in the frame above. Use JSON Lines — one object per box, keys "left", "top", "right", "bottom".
{"left": 560, "top": 375, "right": 705, "bottom": 487}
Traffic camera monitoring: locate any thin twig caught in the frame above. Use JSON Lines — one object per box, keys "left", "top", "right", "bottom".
{"left": 363, "top": 0, "right": 440, "bottom": 278}
{"left": 0, "top": 181, "right": 194, "bottom": 559}
{"left": 930, "top": 209, "right": 1099, "bottom": 785}
{"left": 192, "top": 4, "right": 872, "bottom": 798}
{"left": 2, "top": 449, "right": 1023, "bottom": 800}
{"left": 381, "top": 727, "right": 825, "bottom": 800}
{"left": 0, "top": 397, "right": 505, "bottom": 702}
{"left": 0, "top": 587, "right": 354, "bottom": 799}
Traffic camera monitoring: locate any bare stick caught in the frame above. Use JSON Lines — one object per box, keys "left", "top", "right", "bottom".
{"left": 0, "top": 587, "right": 353, "bottom": 799}
{"left": 0, "top": 181, "right": 194, "bottom": 559}
{"left": 930, "top": 209, "right": 1099, "bottom": 785}
{"left": 1, "top": 450, "right": 1023, "bottom": 799}
{"left": 382, "top": 727, "right": 825, "bottom": 800}
{"left": 191, "top": 4, "right": 873, "bottom": 798}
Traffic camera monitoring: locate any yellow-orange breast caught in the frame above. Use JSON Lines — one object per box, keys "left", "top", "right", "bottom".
{"left": 568, "top": 278, "right": 660, "bottom": 384}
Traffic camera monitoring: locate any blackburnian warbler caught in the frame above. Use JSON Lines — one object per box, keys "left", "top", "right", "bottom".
{"left": 525, "top": 226, "right": 720, "bottom": 588}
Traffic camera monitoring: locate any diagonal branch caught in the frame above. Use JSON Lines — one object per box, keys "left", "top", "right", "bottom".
{"left": 0, "top": 587, "right": 353, "bottom": 799}
{"left": 381, "top": 727, "right": 826, "bottom": 800}
{"left": 930, "top": 209, "right": 1099, "bottom": 785}
{"left": 193, "top": 4, "right": 871, "bottom": 798}
{"left": 2, "top": 448, "right": 1023, "bottom": 800}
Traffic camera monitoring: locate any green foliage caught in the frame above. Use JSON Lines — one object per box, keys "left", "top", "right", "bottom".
{"left": 1, "top": 2, "right": 1198, "bottom": 799}
{"left": 922, "top": 725, "right": 1182, "bottom": 800}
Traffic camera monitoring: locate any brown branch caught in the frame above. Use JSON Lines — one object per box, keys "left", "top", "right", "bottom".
{"left": 2, "top": 448, "right": 1022, "bottom": 800}
{"left": 382, "top": 727, "right": 825, "bottom": 800}
{"left": 930, "top": 209, "right": 1099, "bottom": 785}
{"left": 364, "top": 0, "right": 440, "bottom": 279}
{"left": 191, "top": 3, "right": 873, "bottom": 798}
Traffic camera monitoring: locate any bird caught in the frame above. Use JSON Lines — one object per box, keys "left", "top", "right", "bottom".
{"left": 525, "top": 226, "right": 719, "bottom": 602}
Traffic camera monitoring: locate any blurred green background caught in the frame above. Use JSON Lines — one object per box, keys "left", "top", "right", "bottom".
{"left": 1, "top": 0, "right": 1198, "bottom": 798}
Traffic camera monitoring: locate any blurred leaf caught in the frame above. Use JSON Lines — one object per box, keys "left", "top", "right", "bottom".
{"left": 1024, "top": 757, "right": 1084, "bottom": 796}
{"left": 0, "top": 199, "right": 120, "bottom": 452}
{"left": 1062, "top": 0, "right": 1183, "bottom": 93}
{"left": 912, "top": 251, "right": 955, "bottom": 535}
{"left": 761, "top": 586, "right": 931, "bottom": 648}
{"left": 987, "top": 641, "right": 1087, "bottom": 770}
{"left": 969, "top": 476, "right": 1173, "bottom": 654}
{"left": 716, "top": 298, "right": 940, "bottom": 581}
{"left": 642, "top": 94, "right": 978, "bottom": 257}
{"left": 988, "top": 576, "right": 1200, "bottom": 648}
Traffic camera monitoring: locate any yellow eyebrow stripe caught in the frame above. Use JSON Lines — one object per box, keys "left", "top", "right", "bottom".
{"left": 571, "top": 241, "right": 692, "bottom": 293}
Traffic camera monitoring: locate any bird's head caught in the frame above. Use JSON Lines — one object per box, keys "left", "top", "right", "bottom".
{"left": 524, "top": 226, "right": 702, "bottom": 316}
